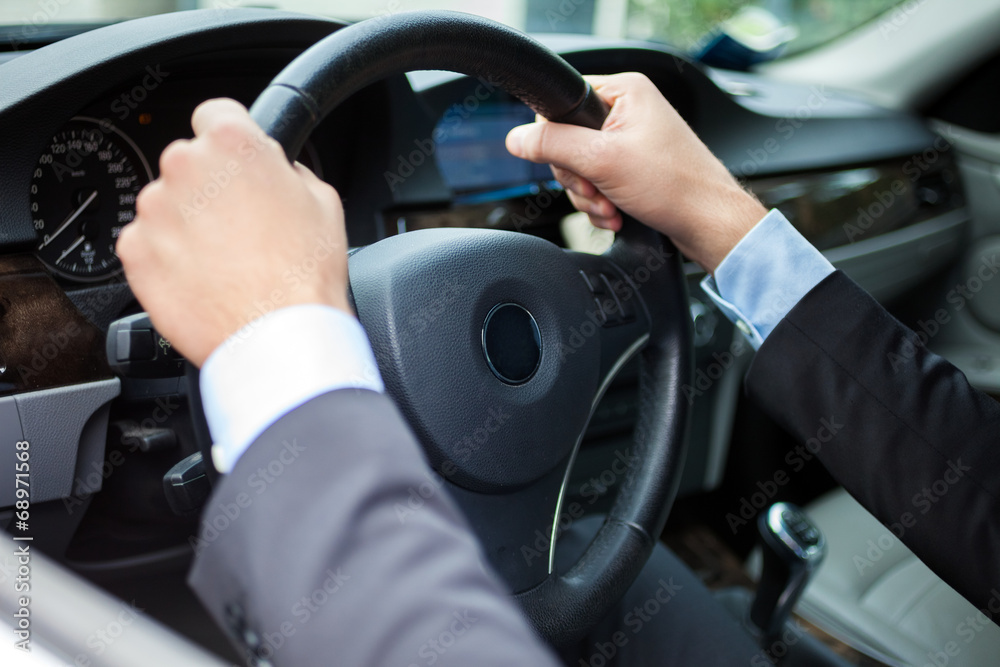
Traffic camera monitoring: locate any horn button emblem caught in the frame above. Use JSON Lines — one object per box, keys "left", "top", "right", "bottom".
{"left": 481, "top": 303, "right": 542, "bottom": 385}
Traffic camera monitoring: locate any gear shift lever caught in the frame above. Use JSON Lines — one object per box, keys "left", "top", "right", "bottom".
{"left": 750, "top": 502, "right": 826, "bottom": 642}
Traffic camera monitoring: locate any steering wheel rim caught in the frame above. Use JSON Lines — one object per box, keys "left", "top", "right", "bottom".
{"left": 241, "top": 9, "right": 693, "bottom": 646}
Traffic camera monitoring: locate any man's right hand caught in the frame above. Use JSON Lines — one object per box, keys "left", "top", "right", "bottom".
{"left": 505, "top": 72, "right": 767, "bottom": 273}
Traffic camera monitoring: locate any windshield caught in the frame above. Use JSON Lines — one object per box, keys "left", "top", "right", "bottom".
{"left": 1, "top": 0, "right": 907, "bottom": 57}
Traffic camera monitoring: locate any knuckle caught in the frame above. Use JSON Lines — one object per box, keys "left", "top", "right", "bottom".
{"left": 262, "top": 134, "right": 286, "bottom": 159}
{"left": 134, "top": 181, "right": 159, "bottom": 218}
{"left": 315, "top": 182, "right": 341, "bottom": 212}
{"left": 522, "top": 123, "right": 548, "bottom": 163}
{"left": 245, "top": 131, "right": 284, "bottom": 164}
{"left": 620, "top": 71, "right": 652, "bottom": 88}
{"left": 115, "top": 222, "right": 142, "bottom": 267}
{"left": 554, "top": 168, "right": 584, "bottom": 196}
{"left": 566, "top": 190, "right": 590, "bottom": 213}
{"left": 158, "top": 140, "right": 191, "bottom": 176}
{"left": 206, "top": 118, "right": 250, "bottom": 151}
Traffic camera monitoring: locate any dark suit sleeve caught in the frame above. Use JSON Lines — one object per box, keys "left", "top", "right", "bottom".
{"left": 745, "top": 270, "right": 1000, "bottom": 614}
{"left": 187, "top": 388, "right": 561, "bottom": 667}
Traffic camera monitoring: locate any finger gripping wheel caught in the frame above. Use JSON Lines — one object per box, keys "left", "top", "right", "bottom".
{"left": 247, "top": 10, "right": 692, "bottom": 646}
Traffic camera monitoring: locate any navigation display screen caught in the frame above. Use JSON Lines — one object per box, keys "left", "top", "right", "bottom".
{"left": 433, "top": 101, "right": 553, "bottom": 195}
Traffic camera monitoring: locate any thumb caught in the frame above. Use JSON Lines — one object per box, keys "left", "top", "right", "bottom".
{"left": 506, "top": 120, "right": 603, "bottom": 174}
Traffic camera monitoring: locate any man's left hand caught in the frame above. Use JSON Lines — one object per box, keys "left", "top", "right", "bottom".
{"left": 116, "top": 98, "right": 352, "bottom": 367}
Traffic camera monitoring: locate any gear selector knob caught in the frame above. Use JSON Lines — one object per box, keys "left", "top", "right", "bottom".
{"left": 750, "top": 502, "right": 826, "bottom": 642}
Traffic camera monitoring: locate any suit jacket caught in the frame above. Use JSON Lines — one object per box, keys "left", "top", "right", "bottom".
{"left": 746, "top": 270, "right": 1000, "bottom": 615}
{"left": 188, "top": 388, "right": 560, "bottom": 666}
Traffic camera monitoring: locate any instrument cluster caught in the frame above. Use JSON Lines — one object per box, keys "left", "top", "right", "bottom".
{"left": 25, "top": 63, "right": 335, "bottom": 283}
{"left": 31, "top": 116, "right": 153, "bottom": 280}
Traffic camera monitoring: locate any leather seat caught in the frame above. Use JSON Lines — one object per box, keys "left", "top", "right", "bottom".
{"left": 796, "top": 488, "right": 1000, "bottom": 666}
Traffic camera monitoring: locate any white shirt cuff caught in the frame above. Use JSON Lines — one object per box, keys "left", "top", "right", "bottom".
{"left": 199, "top": 304, "right": 385, "bottom": 473}
{"left": 700, "top": 209, "right": 835, "bottom": 349}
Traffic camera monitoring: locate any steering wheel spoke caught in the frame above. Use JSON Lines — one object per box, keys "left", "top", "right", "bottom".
{"left": 444, "top": 461, "right": 568, "bottom": 593}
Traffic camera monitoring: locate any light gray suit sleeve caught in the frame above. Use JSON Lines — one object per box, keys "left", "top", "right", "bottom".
{"left": 188, "top": 388, "right": 562, "bottom": 667}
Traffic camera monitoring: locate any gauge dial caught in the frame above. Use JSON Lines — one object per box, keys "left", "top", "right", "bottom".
{"left": 31, "top": 117, "right": 153, "bottom": 281}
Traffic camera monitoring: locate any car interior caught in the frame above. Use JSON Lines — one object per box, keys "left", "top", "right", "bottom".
{"left": 1, "top": 1, "right": 1000, "bottom": 665}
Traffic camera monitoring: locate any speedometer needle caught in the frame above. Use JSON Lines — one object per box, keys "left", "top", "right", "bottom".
{"left": 38, "top": 190, "right": 98, "bottom": 250}
{"left": 56, "top": 235, "right": 86, "bottom": 264}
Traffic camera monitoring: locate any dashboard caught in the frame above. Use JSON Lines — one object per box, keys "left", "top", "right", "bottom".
{"left": 0, "top": 9, "right": 969, "bottom": 566}
{"left": 12, "top": 46, "right": 391, "bottom": 285}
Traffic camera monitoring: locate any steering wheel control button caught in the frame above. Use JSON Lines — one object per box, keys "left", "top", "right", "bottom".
{"left": 106, "top": 312, "right": 185, "bottom": 378}
{"left": 591, "top": 297, "right": 610, "bottom": 325}
{"left": 482, "top": 303, "right": 542, "bottom": 385}
{"left": 689, "top": 300, "right": 718, "bottom": 348}
{"left": 598, "top": 274, "right": 630, "bottom": 324}
{"left": 578, "top": 270, "right": 601, "bottom": 294}
{"left": 579, "top": 270, "right": 636, "bottom": 327}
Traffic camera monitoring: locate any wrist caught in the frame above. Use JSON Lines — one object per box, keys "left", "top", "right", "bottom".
{"left": 201, "top": 303, "right": 384, "bottom": 472}
{"left": 295, "top": 287, "right": 354, "bottom": 319}
{"left": 190, "top": 290, "right": 354, "bottom": 368}
{"left": 681, "top": 187, "right": 767, "bottom": 274}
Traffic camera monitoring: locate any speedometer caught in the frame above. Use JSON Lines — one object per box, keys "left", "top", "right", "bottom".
{"left": 31, "top": 117, "right": 153, "bottom": 281}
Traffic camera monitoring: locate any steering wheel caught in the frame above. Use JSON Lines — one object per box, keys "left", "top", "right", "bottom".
{"left": 234, "top": 10, "right": 691, "bottom": 647}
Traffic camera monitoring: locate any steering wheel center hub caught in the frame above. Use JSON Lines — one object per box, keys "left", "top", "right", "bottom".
{"left": 482, "top": 303, "right": 542, "bottom": 385}
{"left": 348, "top": 228, "right": 601, "bottom": 493}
